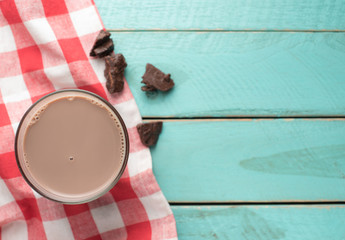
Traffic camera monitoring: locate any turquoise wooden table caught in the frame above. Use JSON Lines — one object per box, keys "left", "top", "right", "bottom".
{"left": 94, "top": 0, "right": 345, "bottom": 239}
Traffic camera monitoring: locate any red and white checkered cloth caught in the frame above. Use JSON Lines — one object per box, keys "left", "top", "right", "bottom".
{"left": 0, "top": 0, "right": 177, "bottom": 239}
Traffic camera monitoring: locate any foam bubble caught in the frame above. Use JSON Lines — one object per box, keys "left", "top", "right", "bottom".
{"left": 29, "top": 105, "right": 48, "bottom": 126}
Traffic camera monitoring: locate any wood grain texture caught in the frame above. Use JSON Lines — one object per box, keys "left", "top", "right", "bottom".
{"left": 151, "top": 119, "right": 345, "bottom": 202}
{"left": 94, "top": 0, "right": 345, "bottom": 30}
{"left": 172, "top": 205, "right": 345, "bottom": 239}
{"left": 111, "top": 32, "right": 345, "bottom": 117}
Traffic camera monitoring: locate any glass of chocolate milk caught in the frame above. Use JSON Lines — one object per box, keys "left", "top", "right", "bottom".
{"left": 15, "top": 90, "right": 129, "bottom": 204}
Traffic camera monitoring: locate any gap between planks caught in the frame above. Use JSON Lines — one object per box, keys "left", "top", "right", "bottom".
{"left": 142, "top": 117, "right": 345, "bottom": 122}
{"left": 169, "top": 201, "right": 345, "bottom": 206}
{"left": 107, "top": 29, "right": 345, "bottom": 33}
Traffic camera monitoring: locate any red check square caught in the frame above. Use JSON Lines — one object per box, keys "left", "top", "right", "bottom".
{"left": 84, "top": 235, "right": 102, "bottom": 240}
{"left": 110, "top": 177, "right": 137, "bottom": 202}
{"left": 15, "top": 198, "right": 46, "bottom": 239}
{"left": 0, "top": 152, "right": 21, "bottom": 179}
{"left": 41, "top": 0, "right": 69, "bottom": 17}
{"left": 64, "top": 203, "right": 90, "bottom": 216}
{"left": 126, "top": 221, "right": 151, "bottom": 240}
{"left": 17, "top": 46, "right": 44, "bottom": 73}
{"left": 0, "top": 104, "right": 11, "bottom": 127}
{"left": 78, "top": 83, "right": 107, "bottom": 99}
{"left": 0, "top": 0, "right": 22, "bottom": 24}
{"left": 26, "top": 218, "right": 48, "bottom": 239}
{"left": 59, "top": 38, "right": 88, "bottom": 63}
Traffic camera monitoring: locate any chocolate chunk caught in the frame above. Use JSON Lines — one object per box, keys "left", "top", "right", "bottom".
{"left": 141, "top": 64, "right": 174, "bottom": 92}
{"left": 104, "top": 54, "right": 127, "bottom": 93}
{"left": 90, "top": 30, "right": 114, "bottom": 58}
{"left": 94, "top": 30, "right": 111, "bottom": 46}
{"left": 137, "top": 122, "right": 163, "bottom": 147}
{"left": 92, "top": 39, "right": 114, "bottom": 57}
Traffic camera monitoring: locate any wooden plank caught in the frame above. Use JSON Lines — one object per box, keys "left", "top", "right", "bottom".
{"left": 151, "top": 119, "right": 345, "bottom": 202}
{"left": 94, "top": 0, "right": 345, "bottom": 30}
{"left": 111, "top": 32, "right": 345, "bottom": 117}
{"left": 172, "top": 205, "right": 345, "bottom": 239}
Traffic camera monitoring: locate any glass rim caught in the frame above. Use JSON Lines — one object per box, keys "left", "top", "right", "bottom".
{"left": 14, "top": 89, "right": 130, "bottom": 204}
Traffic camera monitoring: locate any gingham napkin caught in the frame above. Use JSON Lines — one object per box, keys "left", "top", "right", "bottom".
{"left": 0, "top": 0, "right": 177, "bottom": 239}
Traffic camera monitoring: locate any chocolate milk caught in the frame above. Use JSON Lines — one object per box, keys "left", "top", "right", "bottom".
{"left": 15, "top": 90, "right": 128, "bottom": 203}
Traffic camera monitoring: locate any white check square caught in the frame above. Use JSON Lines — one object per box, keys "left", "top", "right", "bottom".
{"left": 70, "top": 6, "right": 103, "bottom": 36}
{"left": 24, "top": 18, "right": 56, "bottom": 45}
{"left": 44, "top": 64, "right": 76, "bottom": 90}
{"left": 91, "top": 203, "right": 125, "bottom": 233}
{"left": 0, "top": 179, "right": 15, "bottom": 207}
{"left": 43, "top": 218, "right": 74, "bottom": 240}
{"left": 114, "top": 99, "right": 142, "bottom": 129}
{"left": 0, "top": 25, "right": 17, "bottom": 53}
{"left": 140, "top": 191, "right": 172, "bottom": 220}
{"left": 127, "top": 149, "right": 152, "bottom": 177}
{"left": 0, "top": 75, "right": 30, "bottom": 103}
{"left": 1, "top": 220, "right": 28, "bottom": 240}
{"left": 89, "top": 58, "right": 106, "bottom": 83}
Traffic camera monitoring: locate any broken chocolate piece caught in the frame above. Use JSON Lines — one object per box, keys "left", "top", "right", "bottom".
{"left": 137, "top": 122, "right": 163, "bottom": 147}
{"left": 104, "top": 54, "right": 127, "bottom": 93}
{"left": 90, "top": 30, "right": 114, "bottom": 58}
{"left": 94, "top": 30, "right": 111, "bottom": 46}
{"left": 141, "top": 64, "right": 174, "bottom": 92}
{"left": 91, "top": 39, "right": 114, "bottom": 57}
